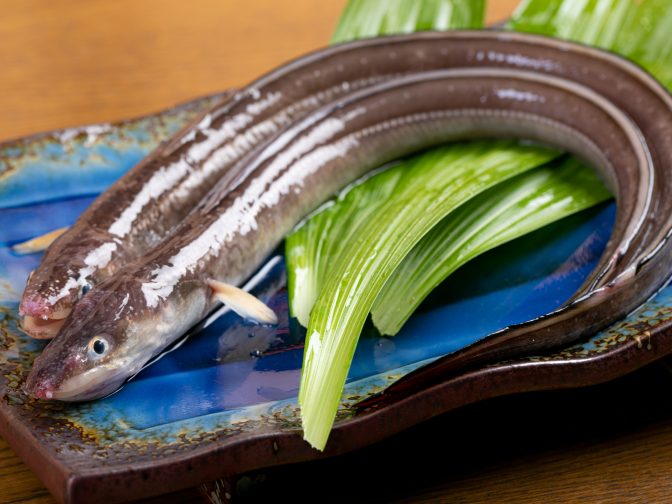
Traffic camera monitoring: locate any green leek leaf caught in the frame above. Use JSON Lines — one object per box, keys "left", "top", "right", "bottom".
{"left": 298, "top": 141, "right": 558, "bottom": 448}
{"left": 371, "top": 156, "right": 610, "bottom": 335}
{"left": 331, "top": 0, "right": 485, "bottom": 44}
{"left": 510, "top": 0, "right": 672, "bottom": 89}
{"left": 287, "top": 166, "right": 406, "bottom": 327}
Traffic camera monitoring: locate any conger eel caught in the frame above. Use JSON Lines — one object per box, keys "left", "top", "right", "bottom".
{"left": 22, "top": 26, "right": 588, "bottom": 339}
{"left": 23, "top": 31, "right": 672, "bottom": 405}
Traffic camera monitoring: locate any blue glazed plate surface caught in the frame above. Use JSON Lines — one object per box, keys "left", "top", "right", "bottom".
{"left": 1, "top": 95, "right": 670, "bottom": 503}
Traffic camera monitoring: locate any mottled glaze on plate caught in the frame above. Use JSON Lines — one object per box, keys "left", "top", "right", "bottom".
{"left": 1, "top": 95, "right": 670, "bottom": 504}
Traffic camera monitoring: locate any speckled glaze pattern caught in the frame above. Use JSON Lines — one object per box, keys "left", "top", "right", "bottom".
{"left": 0, "top": 94, "right": 226, "bottom": 210}
{"left": 1, "top": 65, "right": 672, "bottom": 504}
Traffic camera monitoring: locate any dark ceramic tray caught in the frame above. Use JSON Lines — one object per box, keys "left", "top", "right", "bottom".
{"left": 1, "top": 94, "right": 671, "bottom": 504}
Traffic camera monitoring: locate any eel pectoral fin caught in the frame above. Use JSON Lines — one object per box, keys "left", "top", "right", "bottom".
{"left": 207, "top": 279, "right": 278, "bottom": 325}
{"left": 12, "top": 227, "right": 69, "bottom": 254}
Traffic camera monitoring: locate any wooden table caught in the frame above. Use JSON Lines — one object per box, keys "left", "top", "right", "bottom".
{"left": 4, "top": 1, "right": 672, "bottom": 502}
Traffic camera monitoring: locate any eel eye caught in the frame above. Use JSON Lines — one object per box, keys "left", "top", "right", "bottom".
{"left": 80, "top": 282, "right": 92, "bottom": 297}
{"left": 87, "top": 336, "right": 109, "bottom": 359}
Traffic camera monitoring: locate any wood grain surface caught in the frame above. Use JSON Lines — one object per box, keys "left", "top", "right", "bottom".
{"left": 5, "top": 1, "right": 670, "bottom": 503}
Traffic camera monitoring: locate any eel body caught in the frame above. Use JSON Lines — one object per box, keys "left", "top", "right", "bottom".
{"left": 30, "top": 26, "right": 614, "bottom": 338}
{"left": 20, "top": 32, "right": 466, "bottom": 337}
{"left": 23, "top": 31, "right": 672, "bottom": 403}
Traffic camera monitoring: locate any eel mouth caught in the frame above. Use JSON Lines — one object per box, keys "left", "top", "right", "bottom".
{"left": 25, "top": 364, "right": 122, "bottom": 401}
{"left": 20, "top": 309, "right": 71, "bottom": 339}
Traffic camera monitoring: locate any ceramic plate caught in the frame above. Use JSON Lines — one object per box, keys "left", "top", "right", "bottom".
{"left": 1, "top": 94, "right": 671, "bottom": 504}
